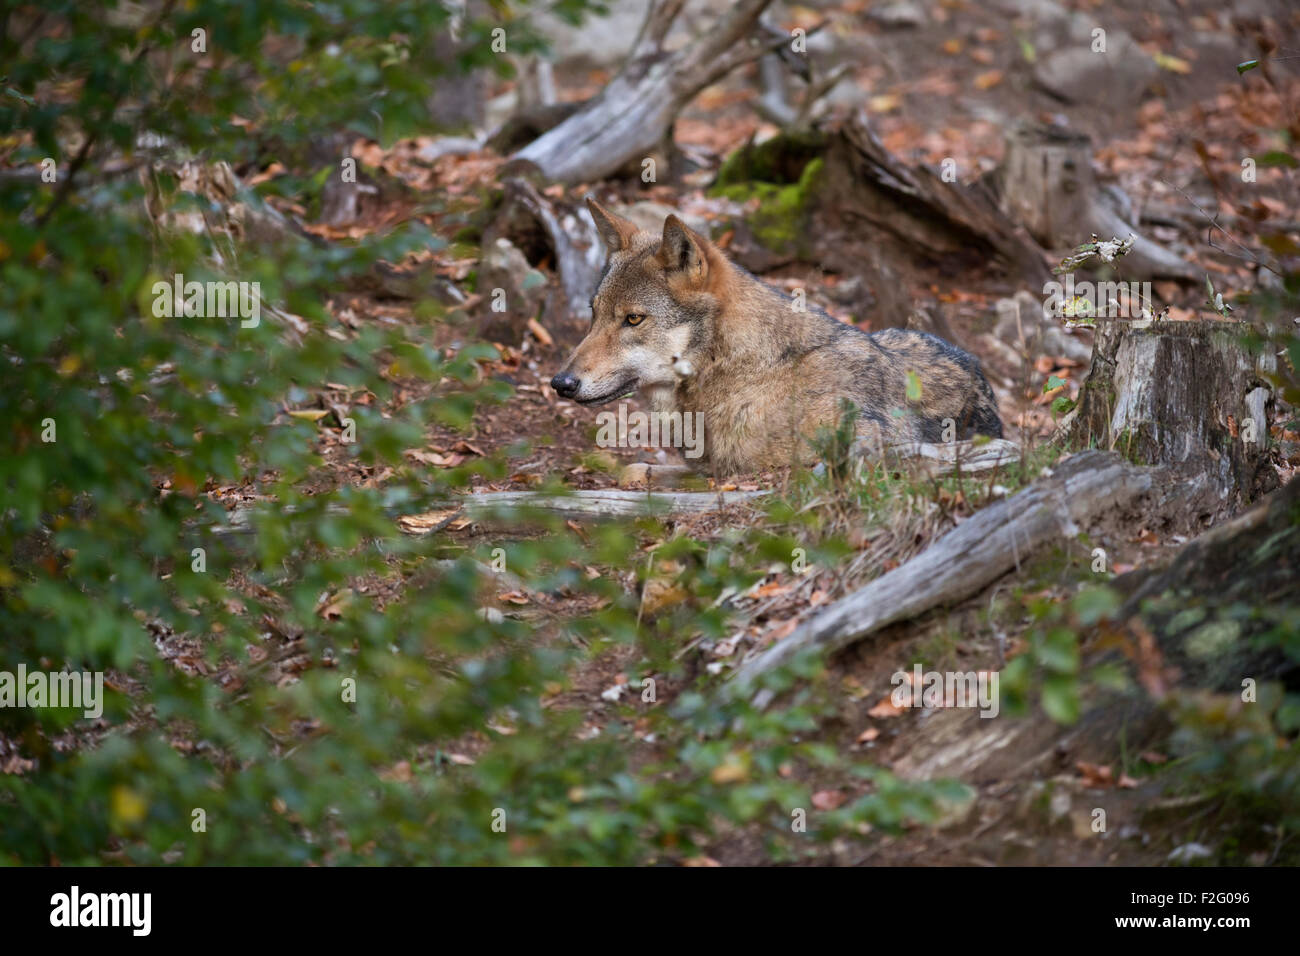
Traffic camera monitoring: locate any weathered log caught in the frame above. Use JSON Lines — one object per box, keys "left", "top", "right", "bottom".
{"left": 889, "top": 472, "right": 1300, "bottom": 789}
{"left": 453, "top": 488, "right": 768, "bottom": 522}
{"left": 813, "top": 117, "right": 1052, "bottom": 284}
{"left": 879, "top": 437, "right": 1021, "bottom": 478}
{"left": 997, "top": 122, "right": 1197, "bottom": 280}
{"left": 1111, "top": 471, "right": 1300, "bottom": 691}
{"left": 210, "top": 488, "right": 769, "bottom": 536}
{"left": 1067, "top": 317, "right": 1278, "bottom": 510}
{"left": 513, "top": 0, "right": 780, "bottom": 184}
{"left": 485, "top": 176, "right": 605, "bottom": 325}
{"left": 728, "top": 451, "right": 1154, "bottom": 696}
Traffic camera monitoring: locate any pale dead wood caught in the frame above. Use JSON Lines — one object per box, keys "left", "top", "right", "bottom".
{"left": 880, "top": 438, "right": 1021, "bottom": 478}
{"left": 487, "top": 176, "right": 605, "bottom": 320}
{"left": 1068, "top": 317, "right": 1278, "bottom": 510}
{"left": 513, "top": 0, "right": 779, "bottom": 183}
{"left": 456, "top": 488, "right": 769, "bottom": 522}
{"left": 998, "top": 122, "right": 1196, "bottom": 280}
{"left": 211, "top": 488, "right": 769, "bottom": 537}
{"left": 728, "top": 451, "right": 1155, "bottom": 696}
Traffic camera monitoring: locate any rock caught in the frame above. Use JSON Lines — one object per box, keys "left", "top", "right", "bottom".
{"left": 994, "top": 0, "right": 1069, "bottom": 21}
{"left": 867, "top": 2, "right": 927, "bottom": 29}
{"left": 477, "top": 238, "right": 548, "bottom": 342}
{"left": 993, "top": 290, "right": 1093, "bottom": 365}
{"left": 1032, "top": 20, "right": 1157, "bottom": 107}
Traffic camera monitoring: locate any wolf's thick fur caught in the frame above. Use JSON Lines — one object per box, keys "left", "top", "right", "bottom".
{"left": 551, "top": 199, "right": 1003, "bottom": 473}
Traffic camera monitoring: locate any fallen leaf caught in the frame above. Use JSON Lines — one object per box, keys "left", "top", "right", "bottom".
{"left": 868, "top": 93, "right": 901, "bottom": 113}
{"left": 710, "top": 753, "right": 749, "bottom": 784}
{"left": 288, "top": 408, "right": 329, "bottom": 422}
{"left": 1153, "top": 52, "right": 1192, "bottom": 74}
{"left": 397, "top": 508, "right": 462, "bottom": 534}
{"left": 526, "top": 317, "right": 553, "bottom": 346}
{"left": 812, "top": 789, "right": 846, "bottom": 810}
{"left": 868, "top": 697, "right": 904, "bottom": 718}
{"left": 317, "top": 588, "right": 353, "bottom": 620}
{"left": 1077, "top": 761, "right": 1114, "bottom": 788}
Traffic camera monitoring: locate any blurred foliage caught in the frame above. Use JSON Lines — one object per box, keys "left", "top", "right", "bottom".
{"left": 6, "top": 0, "right": 1294, "bottom": 869}
{"left": 0, "top": 0, "right": 959, "bottom": 865}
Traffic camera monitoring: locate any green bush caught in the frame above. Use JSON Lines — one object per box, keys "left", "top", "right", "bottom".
{"left": 0, "top": 1, "right": 958, "bottom": 865}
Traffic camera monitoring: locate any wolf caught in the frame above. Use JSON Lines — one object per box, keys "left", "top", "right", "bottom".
{"left": 550, "top": 198, "right": 1003, "bottom": 474}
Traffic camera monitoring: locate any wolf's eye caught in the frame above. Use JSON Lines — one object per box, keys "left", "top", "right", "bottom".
{"left": 624, "top": 313, "right": 647, "bottom": 326}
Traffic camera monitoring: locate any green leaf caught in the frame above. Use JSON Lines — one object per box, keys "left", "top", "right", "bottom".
{"left": 905, "top": 369, "right": 923, "bottom": 403}
{"left": 1042, "top": 674, "right": 1080, "bottom": 724}
{"left": 1256, "top": 151, "right": 1299, "bottom": 169}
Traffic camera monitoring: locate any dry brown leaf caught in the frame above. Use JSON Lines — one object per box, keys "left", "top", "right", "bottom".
{"left": 526, "top": 317, "right": 554, "bottom": 347}
{"left": 868, "top": 697, "right": 904, "bottom": 718}
{"left": 812, "top": 789, "right": 846, "bottom": 810}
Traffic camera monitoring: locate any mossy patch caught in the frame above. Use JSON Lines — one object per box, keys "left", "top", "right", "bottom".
{"left": 710, "top": 148, "right": 825, "bottom": 259}
{"left": 712, "top": 129, "right": 827, "bottom": 188}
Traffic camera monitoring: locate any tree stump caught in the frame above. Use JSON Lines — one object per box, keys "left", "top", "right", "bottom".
{"left": 1067, "top": 318, "right": 1278, "bottom": 510}
{"left": 997, "top": 122, "right": 1197, "bottom": 280}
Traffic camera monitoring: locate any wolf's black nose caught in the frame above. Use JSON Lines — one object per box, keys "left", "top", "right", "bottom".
{"left": 550, "top": 371, "right": 580, "bottom": 398}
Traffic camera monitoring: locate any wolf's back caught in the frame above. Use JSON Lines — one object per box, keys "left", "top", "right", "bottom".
{"left": 860, "top": 327, "right": 1003, "bottom": 442}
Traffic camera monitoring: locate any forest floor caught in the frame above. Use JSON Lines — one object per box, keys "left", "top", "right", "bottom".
{"left": 223, "top": 1, "right": 1298, "bottom": 864}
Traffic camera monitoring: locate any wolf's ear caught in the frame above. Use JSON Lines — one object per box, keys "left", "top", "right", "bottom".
{"left": 657, "top": 215, "right": 709, "bottom": 287}
{"left": 586, "top": 197, "right": 637, "bottom": 253}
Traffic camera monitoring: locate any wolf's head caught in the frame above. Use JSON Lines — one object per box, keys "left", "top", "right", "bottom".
{"left": 550, "top": 198, "right": 726, "bottom": 407}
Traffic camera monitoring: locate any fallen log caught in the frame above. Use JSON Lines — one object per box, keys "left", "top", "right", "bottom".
{"left": 1110, "top": 471, "right": 1300, "bottom": 691}
{"left": 818, "top": 117, "right": 1051, "bottom": 284}
{"left": 513, "top": 0, "right": 781, "bottom": 184}
{"left": 888, "top": 470, "right": 1300, "bottom": 791}
{"left": 453, "top": 488, "right": 768, "bottom": 522}
{"left": 210, "top": 488, "right": 769, "bottom": 536}
{"left": 878, "top": 438, "right": 1021, "bottom": 478}
{"left": 719, "top": 117, "right": 1051, "bottom": 288}
{"left": 728, "top": 450, "right": 1154, "bottom": 696}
